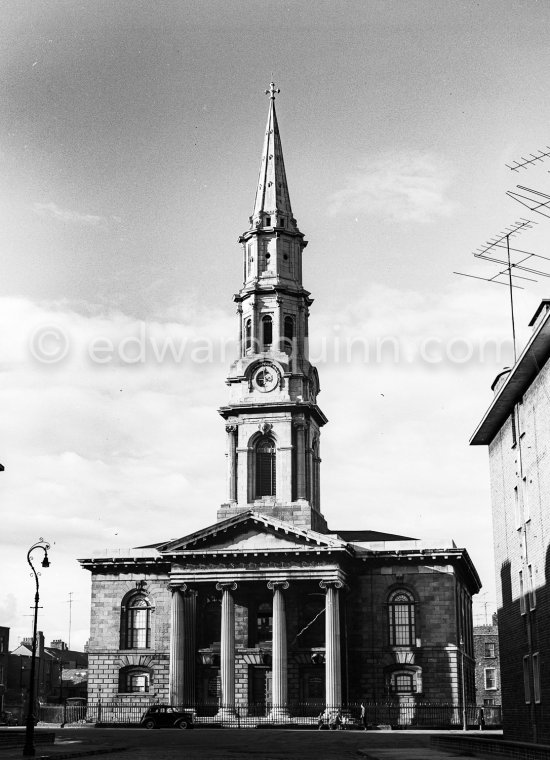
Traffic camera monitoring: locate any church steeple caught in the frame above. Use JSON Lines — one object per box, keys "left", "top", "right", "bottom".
{"left": 250, "top": 83, "right": 299, "bottom": 235}
{"left": 218, "top": 84, "right": 327, "bottom": 533}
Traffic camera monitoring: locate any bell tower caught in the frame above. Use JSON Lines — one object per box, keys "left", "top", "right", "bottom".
{"left": 218, "top": 84, "right": 327, "bottom": 532}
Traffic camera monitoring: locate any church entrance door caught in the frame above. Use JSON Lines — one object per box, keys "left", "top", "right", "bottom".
{"left": 249, "top": 666, "right": 272, "bottom": 715}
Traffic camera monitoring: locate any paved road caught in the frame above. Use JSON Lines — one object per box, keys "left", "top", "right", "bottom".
{"left": 0, "top": 727, "right": 508, "bottom": 760}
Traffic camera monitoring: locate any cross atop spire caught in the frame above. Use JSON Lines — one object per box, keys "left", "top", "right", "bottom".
{"left": 265, "top": 81, "right": 280, "bottom": 100}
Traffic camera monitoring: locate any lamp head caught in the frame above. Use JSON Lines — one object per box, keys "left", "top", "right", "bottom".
{"left": 41, "top": 553, "right": 50, "bottom": 569}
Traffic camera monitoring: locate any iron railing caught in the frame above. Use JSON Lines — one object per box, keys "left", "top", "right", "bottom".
{"left": 37, "top": 701, "right": 502, "bottom": 729}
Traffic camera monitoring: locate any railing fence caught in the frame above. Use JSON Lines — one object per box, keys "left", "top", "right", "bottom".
{"left": 36, "top": 701, "right": 502, "bottom": 729}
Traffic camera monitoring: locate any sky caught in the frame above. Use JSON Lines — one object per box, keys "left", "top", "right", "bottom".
{"left": 2, "top": 0, "right": 550, "bottom": 649}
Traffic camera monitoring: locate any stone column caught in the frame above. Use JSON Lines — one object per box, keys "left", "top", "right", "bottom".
{"left": 251, "top": 300, "right": 258, "bottom": 354}
{"left": 169, "top": 587, "right": 184, "bottom": 706}
{"left": 169, "top": 585, "right": 196, "bottom": 707}
{"left": 181, "top": 586, "right": 197, "bottom": 705}
{"left": 237, "top": 305, "right": 243, "bottom": 357}
{"left": 226, "top": 425, "right": 238, "bottom": 503}
{"left": 320, "top": 580, "right": 343, "bottom": 711}
{"left": 216, "top": 581, "right": 237, "bottom": 717}
{"left": 274, "top": 297, "right": 283, "bottom": 352}
{"left": 267, "top": 580, "right": 290, "bottom": 720}
{"left": 296, "top": 303, "right": 305, "bottom": 369}
{"left": 294, "top": 421, "right": 306, "bottom": 500}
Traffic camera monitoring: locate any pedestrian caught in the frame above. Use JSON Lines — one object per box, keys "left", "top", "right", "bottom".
{"left": 360, "top": 702, "right": 367, "bottom": 730}
{"left": 478, "top": 706, "right": 485, "bottom": 731}
{"left": 317, "top": 710, "right": 326, "bottom": 730}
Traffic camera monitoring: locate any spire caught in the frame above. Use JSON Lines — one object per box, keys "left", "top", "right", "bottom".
{"left": 250, "top": 83, "right": 299, "bottom": 233}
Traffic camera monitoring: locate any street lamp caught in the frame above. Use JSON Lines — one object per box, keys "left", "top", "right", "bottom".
{"left": 460, "top": 636, "right": 467, "bottom": 732}
{"left": 23, "top": 538, "right": 50, "bottom": 758}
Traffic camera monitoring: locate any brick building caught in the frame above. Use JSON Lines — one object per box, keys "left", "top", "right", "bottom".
{"left": 473, "top": 622, "right": 501, "bottom": 709}
{"left": 471, "top": 299, "right": 550, "bottom": 743}
{"left": 80, "top": 84, "right": 481, "bottom": 722}
{"left": 4, "top": 634, "right": 88, "bottom": 713}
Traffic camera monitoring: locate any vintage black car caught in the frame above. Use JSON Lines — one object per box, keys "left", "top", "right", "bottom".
{"left": 139, "top": 705, "right": 194, "bottom": 730}
{"left": 0, "top": 711, "right": 18, "bottom": 726}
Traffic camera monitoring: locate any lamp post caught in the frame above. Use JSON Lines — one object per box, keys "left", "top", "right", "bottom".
{"left": 460, "top": 636, "right": 467, "bottom": 732}
{"left": 23, "top": 538, "right": 50, "bottom": 758}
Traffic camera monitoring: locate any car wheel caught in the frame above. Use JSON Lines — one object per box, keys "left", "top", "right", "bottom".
{"left": 143, "top": 719, "right": 156, "bottom": 730}
{"left": 176, "top": 719, "right": 188, "bottom": 729}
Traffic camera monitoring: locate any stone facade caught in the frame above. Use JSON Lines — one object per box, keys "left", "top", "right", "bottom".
{"left": 472, "top": 300, "right": 550, "bottom": 743}
{"left": 80, "top": 84, "right": 480, "bottom": 721}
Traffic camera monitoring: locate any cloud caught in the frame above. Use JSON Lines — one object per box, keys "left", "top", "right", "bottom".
{"left": 328, "top": 151, "right": 456, "bottom": 222}
{"left": 32, "top": 201, "right": 107, "bottom": 226}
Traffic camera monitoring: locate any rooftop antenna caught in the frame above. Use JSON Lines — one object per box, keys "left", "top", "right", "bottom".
{"left": 454, "top": 218, "right": 543, "bottom": 362}
{"left": 507, "top": 185, "right": 550, "bottom": 220}
{"left": 65, "top": 591, "right": 74, "bottom": 649}
{"left": 505, "top": 147, "right": 550, "bottom": 173}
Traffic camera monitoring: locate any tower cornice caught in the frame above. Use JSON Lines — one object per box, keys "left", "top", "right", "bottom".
{"left": 218, "top": 401, "right": 328, "bottom": 428}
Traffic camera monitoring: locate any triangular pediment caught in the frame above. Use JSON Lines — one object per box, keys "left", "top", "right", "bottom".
{"left": 153, "top": 511, "right": 347, "bottom": 554}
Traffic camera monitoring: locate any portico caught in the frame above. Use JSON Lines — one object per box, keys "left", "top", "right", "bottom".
{"left": 163, "top": 511, "right": 349, "bottom": 717}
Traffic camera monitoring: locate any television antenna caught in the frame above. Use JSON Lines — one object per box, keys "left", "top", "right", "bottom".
{"left": 506, "top": 147, "right": 550, "bottom": 173}
{"left": 506, "top": 185, "right": 550, "bottom": 221}
{"left": 454, "top": 218, "right": 546, "bottom": 361}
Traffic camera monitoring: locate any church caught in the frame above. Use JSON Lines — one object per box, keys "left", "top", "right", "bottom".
{"left": 80, "top": 85, "right": 481, "bottom": 723}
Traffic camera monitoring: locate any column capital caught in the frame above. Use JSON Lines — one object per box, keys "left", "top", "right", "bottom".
{"left": 267, "top": 580, "right": 289, "bottom": 591}
{"left": 319, "top": 580, "right": 344, "bottom": 591}
{"left": 225, "top": 424, "right": 238, "bottom": 434}
{"left": 169, "top": 583, "right": 197, "bottom": 596}
{"left": 216, "top": 581, "right": 238, "bottom": 592}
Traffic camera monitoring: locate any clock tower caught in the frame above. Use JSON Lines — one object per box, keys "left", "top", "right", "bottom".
{"left": 218, "top": 84, "right": 328, "bottom": 532}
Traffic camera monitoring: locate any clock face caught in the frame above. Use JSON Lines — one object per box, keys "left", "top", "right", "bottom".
{"left": 253, "top": 365, "right": 278, "bottom": 393}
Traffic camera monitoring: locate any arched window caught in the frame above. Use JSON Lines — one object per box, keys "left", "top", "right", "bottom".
{"left": 123, "top": 595, "right": 152, "bottom": 649}
{"left": 256, "top": 435, "right": 276, "bottom": 496}
{"left": 262, "top": 315, "right": 272, "bottom": 350}
{"left": 282, "top": 316, "right": 294, "bottom": 355}
{"left": 388, "top": 589, "right": 416, "bottom": 646}
{"left": 119, "top": 667, "right": 151, "bottom": 694}
{"left": 244, "top": 318, "right": 252, "bottom": 353}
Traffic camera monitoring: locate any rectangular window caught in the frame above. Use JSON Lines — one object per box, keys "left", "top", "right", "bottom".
{"left": 128, "top": 672, "right": 149, "bottom": 693}
{"left": 511, "top": 410, "right": 517, "bottom": 446}
{"left": 528, "top": 564, "right": 536, "bottom": 610}
{"left": 483, "top": 698, "right": 495, "bottom": 706}
{"left": 514, "top": 486, "right": 522, "bottom": 530}
{"left": 393, "top": 673, "right": 415, "bottom": 693}
{"left": 519, "top": 569, "right": 526, "bottom": 615}
{"left": 485, "top": 668, "right": 497, "bottom": 690}
{"left": 523, "top": 655, "right": 531, "bottom": 704}
{"left": 0, "top": 665, "right": 3, "bottom": 685}
{"left": 0, "top": 637, "right": 4, "bottom": 653}
{"left": 484, "top": 642, "right": 496, "bottom": 658}
{"left": 523, "top": 476, "right": 530, "bottom": 522}
{"left": 533, "top": 652, "right": 541, "bottom": 704}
